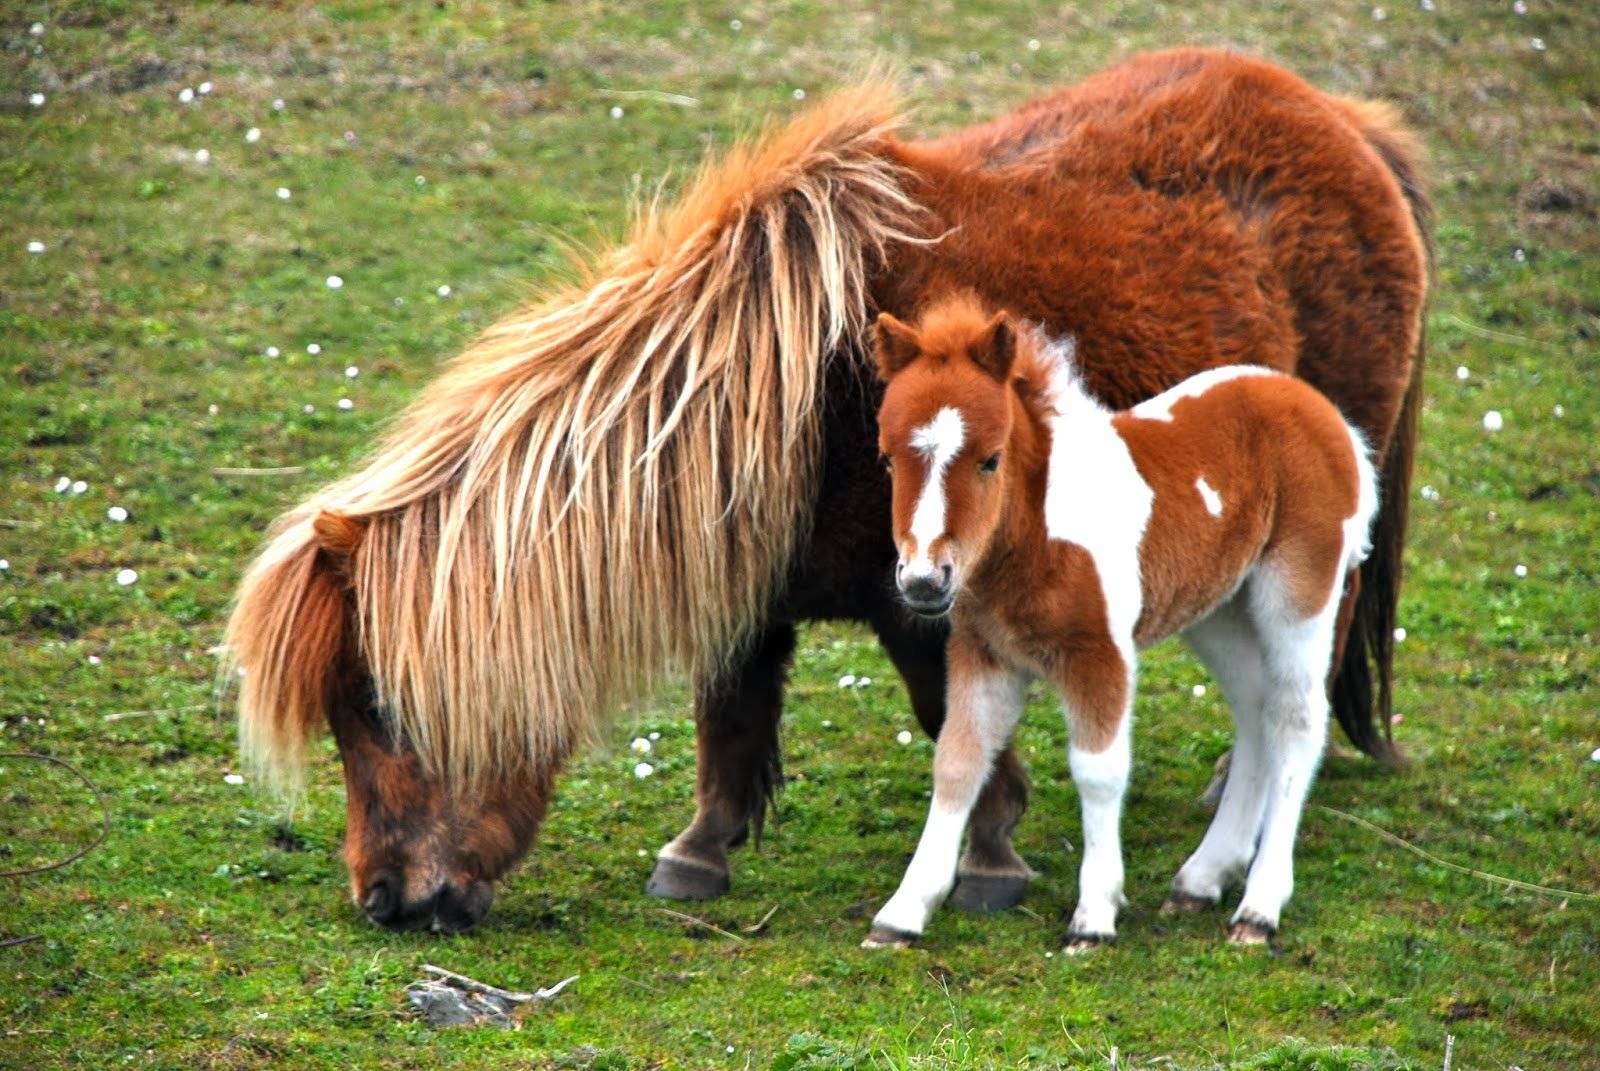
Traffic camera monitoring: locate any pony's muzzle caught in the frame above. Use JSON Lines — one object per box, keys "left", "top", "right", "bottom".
{"left": 897, "top": 560, "right": 954, "bottom": 618}
{"left": 360, "top": 874, "right": 495, "bottom": 933}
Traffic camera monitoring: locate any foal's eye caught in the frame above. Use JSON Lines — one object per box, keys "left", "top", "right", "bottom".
{"left": 979, "top": 452, "right": 1001, "bottom": 474}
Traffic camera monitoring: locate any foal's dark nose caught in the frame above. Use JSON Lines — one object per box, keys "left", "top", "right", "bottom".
{"left": 897, "top": 562, "right": 954, "bottom": 617}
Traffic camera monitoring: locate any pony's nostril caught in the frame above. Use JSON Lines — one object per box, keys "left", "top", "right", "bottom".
{"left": 362, "top": 876, "right": 402, "bottom": 926}
{"left": 940, "top": 563, "right": 952, "bottom": 584}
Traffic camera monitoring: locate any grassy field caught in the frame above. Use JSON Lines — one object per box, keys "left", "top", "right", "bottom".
{"left": 3, "top": 1, "right": 1599, "bottom": 1068}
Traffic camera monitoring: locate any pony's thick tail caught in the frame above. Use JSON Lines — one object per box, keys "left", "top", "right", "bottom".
{"left": 1329, "top": 98, "right": 1432, "bottom": 762}
{"left": 227, "top": 508, "right": 367, "bottom": 793}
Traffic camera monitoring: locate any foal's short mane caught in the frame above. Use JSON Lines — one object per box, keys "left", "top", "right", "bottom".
{"left": 228, "top": 83, "right": 924, "bottom": 791}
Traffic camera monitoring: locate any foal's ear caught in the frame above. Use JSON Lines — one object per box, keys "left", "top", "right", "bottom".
{"left": 969, "top": 311, "right": 1016, "bottom": 382}
{"left": 874, "top": 312, "right": 921, "bottom": 381}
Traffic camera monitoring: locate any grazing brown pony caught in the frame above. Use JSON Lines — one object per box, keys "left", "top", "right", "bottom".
{"left": 862, "top": 296, "right": 1378, "bottom": 950}
{"left": 227, "top": 49, "right": 1428, "bottom": 932}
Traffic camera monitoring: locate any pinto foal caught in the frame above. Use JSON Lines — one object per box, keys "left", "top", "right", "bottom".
{"left": 864, "top": 295, "right": 1378, "bottom": 950}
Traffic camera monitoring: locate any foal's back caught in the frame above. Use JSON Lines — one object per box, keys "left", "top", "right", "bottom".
{"left": 1115, "top": 368, "right": 1375, "bottom": 645}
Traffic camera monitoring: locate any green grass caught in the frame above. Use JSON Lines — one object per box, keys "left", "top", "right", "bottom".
{"left": 3, "top": 2, "right": 1598, "bottom": 1068}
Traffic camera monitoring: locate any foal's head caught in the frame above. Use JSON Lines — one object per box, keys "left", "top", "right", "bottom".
{"left": 875, "top": 295, "right": 1021, "bottom": 617}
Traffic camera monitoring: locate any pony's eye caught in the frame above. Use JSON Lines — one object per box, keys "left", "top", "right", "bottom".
{"left": 979, "top": 452, "right": 1001, "bottom": 474}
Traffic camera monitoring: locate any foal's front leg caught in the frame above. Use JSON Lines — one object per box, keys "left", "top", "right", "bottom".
{"left": 863, "top": 637, "right": 1025, "bottom": 948}
{"left": 1057, "top": 641, "right": 1136, "bottom": 952}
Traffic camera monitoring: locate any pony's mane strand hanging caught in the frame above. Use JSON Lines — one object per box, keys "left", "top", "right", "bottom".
{"left": 228, "top": 82, "right": 922, "bottom": 792}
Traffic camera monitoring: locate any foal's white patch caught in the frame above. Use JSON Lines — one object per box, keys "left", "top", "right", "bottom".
{"left": 1035, "top": 334, "right": 1153, "bottom": 657}
{"left": 1196, "top": 475, "right": 1223, "bottom": 517}
{"left": 904, "top": 406, "right": 965, "bottom": 574}
{"left": 1131, "top": 365, "right": 1279, "bottom": 423}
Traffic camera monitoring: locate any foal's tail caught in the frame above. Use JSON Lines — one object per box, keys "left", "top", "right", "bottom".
{"left": 1328, "top": 98, "right": 1432, "bottom": 762}
{"left": 226, "top": 508, "right": 366, "bottom": 793}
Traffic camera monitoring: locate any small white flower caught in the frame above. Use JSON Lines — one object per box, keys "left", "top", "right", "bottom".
{"left": 1420, "top": 484, "right": 1440, "bottom": 501}
{"left": 54, "top": 476, "right": 70, "bottom": 493}
{"left": 630, "top": 737, "right": 652, "bottom": 754}
{"left": 115, "top": 568, "right": 138, "bottom": 586}
{"left": 1513, "top": 564, "right": 1528, "bottom": 578}
{"left": 27, "top": 240, "right": 45, "bottom": 254}
{"left": 1393, "top": 626, "right": 1408, "bottom": 642}
{"left": 792, "top": 88, "right": 806, "bottom": 100}
{"left": 1513, "top": 0, "right": 1528, "bottom": 13}
{"left": 1590, "top": 747, "right": 1600, "bottom": 763}
{"left": 1419, "top": 0, "right": 1435, "bottom": 10}
{"left": 71, "top": 480, "right": 88, "bottom": 495}
{"left": 276, "top": 186, "right": 291, "bottom": 200}
{"left": 178, "top": 87, "right": 195, "bottom": 104}
{"left": 1027, "top": 37, "right": 1041, "bottom": 50}
{"left": 306, "top": 342, "right": 322, "bottom": 355}
{"left": 223, "top": 773, "right": 245, "bottom": 785}
{"left": 337, "top": 398, "right": 354, "bottom": 411}
{"left": 648, "top": 731, "right": 661, "bottom": 741}
{"left": 1531, "top": 37, "right": 1546, "bottom": 51}
{"left": 30, "top": 22, "right": 44, "bottom": 35}
{"left": 303, "top": 404, "right": 315, "bottom": 413}
{"left": 107, "top": 506, "right": 129, "bottom": 522}
{"left": 0, "top": 560, "right": 9, "bottom": 571}
{"left": 896, "top": 729, "right": 914, "bottom": 745}
{"left": 857, "top": 676, "right": 872, "bottom": 687}
{"left": 272, "top": 98, "right": 285, "bottom": 111}
{"left": 1482, "top": 410, "right": 1504, "bottom": 432}
{"left": 415, "top": 174, "right": 427, "bottom": 186}
{"left": 88, "top": 655, "right": 102, "bottom": 666}
{"left": 730, "top": 18, "right": 742, "bottom": 30}
{"left": 609, "top": 105, "right": 624, "bottom": 120}
{"left": 345, "top": 365, "right": 359, "bottom": 378}
{"left": 1191, "top": 684, "right": 1207, "bottom": 698}
{"left": 194, "top": 148, "right": 210, "bottom": 165}
{"left": 436, "top": 284, "right": 451, "bottom": 297}
{"left": 821, "top": 719, "right": 833, "bottom": 729}
{"left": 28, "top": 92, "right": 45, "bottom": 107}
{"left": 199, "top": 81, "right": 214, "bottom": 95}
{"left": 245, "top": 127, "right": 261, "bottom": 143}
{"left": 726, "top": 1047, "right": 735, "bottom": 1056}
{"left": 207, "top": 404, "right": 219, "bottom": 416}
{"left": 1371, "top": 6, "right": 1386, "bottom": 20}
{"left": 1553, "top": 405, "right": 1564, "bottom": 418}
{"left": 1512, "top": 247, "right": 1526, "bottom": 263}
{"left": 325, "top": 275, "right": 343, "bottom": 289}
{"left": 838, "top": 674, "right": 857, "bottom": 688}
{"left": 1455, "top": 365, "right": 1469, "bottom": 380}
{"left": 265, "top": 345, "right": 279, "bottom": 358}
{"left": 633, "top": 762, "right": 655, "bottom": 779}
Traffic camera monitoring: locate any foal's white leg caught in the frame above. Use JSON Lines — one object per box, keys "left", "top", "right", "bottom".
{"left": 864, "top": 641, "right": 1025, "bottom": 947}
{"left": 1168, "top": 598, "right": 1271, "bottom": 909}
{"left": 1056, "top": 643, "right": 1136, "bottom": 951}
{"left": 1229, "top": 581, "right": 1339, "bottom": 943}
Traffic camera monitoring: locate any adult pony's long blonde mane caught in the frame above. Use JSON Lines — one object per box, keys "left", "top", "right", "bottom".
{"left": 228, "top": 83, "right": 922, "bottom": 791}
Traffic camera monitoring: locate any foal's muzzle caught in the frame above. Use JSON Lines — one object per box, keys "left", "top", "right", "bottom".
{"left": 897, "top": 562, "right": 954, "bottom": 618}
{"left": 361, "top": 875, "right": 495, "bottom": 933}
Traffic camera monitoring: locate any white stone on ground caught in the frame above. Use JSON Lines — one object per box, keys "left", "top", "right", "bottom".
{"left": 1514, "top": 564, "right": 1527, "bottom": 578}
{"left": 1455, "top": 365, "right": 1469, "bottom": 380}
{"left": 71, "top": 480, "right": 87, "bottom": 495}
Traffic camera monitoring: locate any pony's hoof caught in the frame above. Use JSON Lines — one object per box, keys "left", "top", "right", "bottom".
{"left": 861, "top": 924, "right": 919, "bottom": 949}
{"left": 645, "top": 854, "right": 730, "bottom": 901}
{"left": 1061, "top": 932, "right": 1115, "bottom": 955}
{"left": 1160, "top": 891, "right": 1216, "bottom": 915}
{"left": 950, "top": 872, "right": 1030, "bottom": 912}
{"left": 1226, "top": 914, "right": 1277, "bottom": 946}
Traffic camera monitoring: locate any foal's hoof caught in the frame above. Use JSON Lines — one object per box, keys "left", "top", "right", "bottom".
{"left": 1159, "top": 891, "right": 1216, "bottom": 915}
{"left": 950, "top": 872, "right": 1030, "bottom": 912}
{"left": 1061, "top": 932, "right": 1115, "bottom": 955}
{"left": 861, "top": 924, "right": 920, "bottom": 949}
{"left": 1226, "top": 914, "right": 1277, "bottom": 946}
{"left": 645, "top": 854, "right": 730, "bottom": 901}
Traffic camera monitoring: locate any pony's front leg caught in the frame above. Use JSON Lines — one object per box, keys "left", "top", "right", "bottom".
{"left": 1058, "top": 641, "right": 1135, "bottom": 953}
{"left": 864, "top": 638, "right": 1025, "bottom": 948}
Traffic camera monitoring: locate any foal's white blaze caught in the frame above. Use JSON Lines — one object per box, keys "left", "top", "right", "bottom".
{"left": 904, "top": 406, "right": 965, "bottom": 577}
{"left": 1131, "top": 365, "right": 1277, "bottom": 422}
{"left": 1196, "top": 475, "right": 1223, "bottom": 517}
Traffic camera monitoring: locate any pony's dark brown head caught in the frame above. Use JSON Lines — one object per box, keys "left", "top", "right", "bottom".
{"left": 875, "top": 295, "right": 1020, "bottom": 618}
{"left": 325, "top": 684, "right": 552, "bottom": 932}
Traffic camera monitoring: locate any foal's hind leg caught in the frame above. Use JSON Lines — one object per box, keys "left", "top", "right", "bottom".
{"left": 648, "top": 622, "right": 795, "bottom": 901}
{"left": 874, "top": 615, "right": 1034, "bottom": 911}
{"left": 1167, "top": 598, "right": 1272, "bottom": 913}
{"left": 1227, "top": 580, "right": 1340, "bottom": 944}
